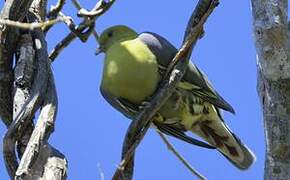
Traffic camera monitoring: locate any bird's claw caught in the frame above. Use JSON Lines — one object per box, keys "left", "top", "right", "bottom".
{"left": 138, "top": 101, "right": 151, "bottom": 110}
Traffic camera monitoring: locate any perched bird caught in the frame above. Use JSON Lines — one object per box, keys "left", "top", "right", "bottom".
{"left": 97, "top": 25, "right": 255, "bottom": 169}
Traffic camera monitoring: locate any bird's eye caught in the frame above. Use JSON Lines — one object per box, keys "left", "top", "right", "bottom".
{"left": 108, "top": 31, "right": 113, "bottom": 38}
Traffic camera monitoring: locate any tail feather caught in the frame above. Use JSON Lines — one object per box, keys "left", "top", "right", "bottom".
{"left": 222, "top": 129, "right": 256, "bottom": 170}
{"left": 191, "top": 119, "right": 255, "bottom": 170}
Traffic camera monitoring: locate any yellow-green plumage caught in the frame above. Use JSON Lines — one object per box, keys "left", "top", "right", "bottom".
{"left": 99, "top": 25, "right": 255, "bottom": 170}
{"left": 102, "top": 38, "right": 159, "bottom": 104}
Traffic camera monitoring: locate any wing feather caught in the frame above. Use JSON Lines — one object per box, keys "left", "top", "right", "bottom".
{"left": 138, "top": 32, "right": 235, "bottom": 113}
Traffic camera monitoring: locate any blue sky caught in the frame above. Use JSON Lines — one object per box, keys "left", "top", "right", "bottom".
{"left": 0, "top": 0, "right": 264, "bottom": 179}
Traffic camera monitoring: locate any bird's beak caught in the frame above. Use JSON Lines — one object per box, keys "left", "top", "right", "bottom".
{"left": 95, "top": 46, "right": 104, "bottom": 55}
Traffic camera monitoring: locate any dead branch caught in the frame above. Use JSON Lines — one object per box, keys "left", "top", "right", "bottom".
{"left": 13, "top": 33, "right": 36, "bottom": 164}
{"left": 0, "top": 16, "right": 69, "bottom": 30}
{"left": 15, "top": 64, "right": 62, "bottom": 179}
{"left": 70, "top": 0, "right": 99, "bottom": 42}
{"left": 1, "top": 0, "right": 115, "bottom": 179}
{"left": 49, "top": 0, "right": 115, "bottom": 61}
{"left": 112, "top": 0, "right": 219, "bottom": 179}
{"left": 0, "top": 0, "right": 35, "bottom": 127}
{"left": 47, "top": 0, "right": 66, "bottom": 18}
{"left": 3, "top": 25, "right": 49, "bottom": 178}
{"left": 43, "top": 0, "right": 66, "bottom": 33}
{"left": 3, "top": 4, "right": 58, "bottom": 179}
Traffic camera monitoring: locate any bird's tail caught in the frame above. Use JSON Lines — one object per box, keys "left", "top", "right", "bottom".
{"left": 191, "top": 115, "right": 255, "bottom": 170}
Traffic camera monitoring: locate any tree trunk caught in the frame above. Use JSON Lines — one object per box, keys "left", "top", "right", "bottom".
{"left": 251, "top": 0, "right": 290, "bottom": 179}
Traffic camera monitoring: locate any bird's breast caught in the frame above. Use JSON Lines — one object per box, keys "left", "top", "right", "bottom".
{"left": 101, "top": 39, "right": 160, "bottom": 104}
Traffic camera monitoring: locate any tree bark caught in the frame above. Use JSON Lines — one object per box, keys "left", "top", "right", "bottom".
{"left": 251, "top": 0, "right": 290, "bottom": 179}
{"left": 1, "top": 0, "right": 68, "bottom": 179}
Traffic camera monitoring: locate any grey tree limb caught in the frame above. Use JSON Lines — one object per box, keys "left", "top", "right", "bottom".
{"left": 30, "top": 0, "right": 48, "bottom": 22}
{"left": 16, "top": 62, "right": 67, "bottom": 179}
{"left": 0, "top": 0, "right": 34, "bottom": 127}
{"left": 251, "top": 0, "right": 290, "bottom": 179}
{"left": 1, "top": 0, "right": 115, "bottom": 177}
{"left": 13, "top": 33, "right": 36, "bottom": 163}
{"left": 0, "top": 16, "right": 70, "bottom": 30}
{"left": 3, "top": 26, "right": 49, "bottom": 178}
{"left": 47, "top": 0, "right": 66, "bottom": 19}
{"left": 13, "top": 12, "right": 67, "bottom": 180}
{"left": 112, "top": 1, "right": 219, "bottom": 179}
{"left": 43, "top": 0, "right": 66, "bottom": 33}
{"left": 1, "top": 0, "right": 68, "bottom": 179}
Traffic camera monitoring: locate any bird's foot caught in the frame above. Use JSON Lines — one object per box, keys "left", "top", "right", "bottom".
{"left": 153, "top": 113, "right": 164, "bottom": 123}
{"left": 138, "top": 101, "right": 151, "bottom": 110}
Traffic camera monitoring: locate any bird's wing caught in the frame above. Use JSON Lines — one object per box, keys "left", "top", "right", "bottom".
{"left": 138, "top": 32, "right": 235, "bottom": 114}
{"left": 154, "top": 122, "right": 215, "bottom": 149}
{"left": 100, "top": 86, "right": 214, "bottom": 149}
{"left": 100, "top": 86, "right": 138, "bottom": 119}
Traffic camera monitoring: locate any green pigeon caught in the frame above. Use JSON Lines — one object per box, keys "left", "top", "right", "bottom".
{"left": 97, "top": 25, "right": 255, "bottom": 169}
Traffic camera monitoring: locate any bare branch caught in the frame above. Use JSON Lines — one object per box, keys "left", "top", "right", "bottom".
{"left": 76, "top": 0, "right": 115, "bottom": 18}
{"left": 157, "top": 131, "right": 206, "bottom": 180}
{"left": 0, "top": 0, "right": 114, "bottom": 178}
{"left": 47, "top": 0, "right": 66, "bottom": 18}
{"left": 43, "top": 0, "right": 66, "bottom": 33}
{"left": 49, "top": 0, "right": 115, "bottom": 61}
{"left": 0, "top": 16, "right": 69, "bottom": 30}
{"left": 70, "top": 0, "right": 81, "bottom": 10}
{"left": 13, "top": 34, "right": 36, "bottom": 162}
{"left": 14, "top": 11, "right": 67, "bottom": 179}
{"left": 30, "top": 0, "right": 48, "bottom": 21}
{"left": 3, "top": 28, "right": 49, "bottom": 177}
{"left": 2, "top": 6, "right": 69, "bottom": 177}
{"left": 112, "top": 0, "right": 219, "bottom": 179}
{"left": 0, "top": 0, "right": 34, "bottom": 127}
{"left": 30, "top": 144, "right": 68, "bottom": 180}
{"left": 15, "top": 68, "right": 59, "bottom": 179}
{"left": 71, "top": 0, "right": 99, "bottom": 41}
{"left": 97, "top": 163, "right": 105, "bottom": 180}
{"left": 164, "top": 0, "right": 218, "bottom": 78}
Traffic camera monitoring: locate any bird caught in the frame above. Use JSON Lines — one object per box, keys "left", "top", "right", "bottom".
{"left": 97, "top": 25, "right": 255, "bottom": 170}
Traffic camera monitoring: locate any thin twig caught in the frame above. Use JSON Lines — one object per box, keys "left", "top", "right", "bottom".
{"left": 112, "top": 0, "right": 219, "bottom": 179}
{"left": 44, "top": 0, "right": 66, "bottom": 32}
{"left": 97, "top": 163, "right": 105, "bottom": 180}
{"left": 157, "top": 131, "right": 206, "bottom": 180}
{"left": 77, "top": 0, "right": 115, "bottom": 17}
{"left": 48, "top": 0, "right": 66, "bottom": 18}
{"left": 71, "top": 0, "right": 99, "bottom": 41}
{"left": 0, "top": 16, "right": 69, "bottom": 30}
{"left": 71, "top": 0, "right": 82, "bottom": 10}
{"left": 164, "top": 0, "right": 219, "bottom": 78}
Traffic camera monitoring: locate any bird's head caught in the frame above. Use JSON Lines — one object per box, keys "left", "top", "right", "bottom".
{"left": 96, "top": 25, "right": 138, "bottom": 54}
